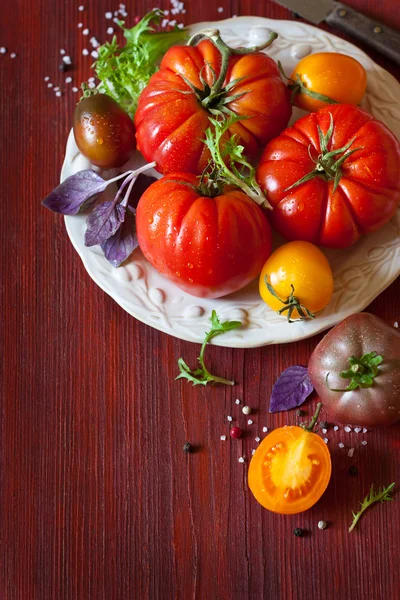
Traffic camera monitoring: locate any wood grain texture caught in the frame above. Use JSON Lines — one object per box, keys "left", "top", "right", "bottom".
{"left": 0, "top": 1, "right": 399, "bottom": 599}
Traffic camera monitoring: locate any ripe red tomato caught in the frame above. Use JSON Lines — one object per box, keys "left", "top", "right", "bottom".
{"left": 134, "top": 39, "right": 291, "bottom": 175}
{"left": 257, "top": 104, "right": 400, "bottom": 248}
{"left": 136, "top": 174, "right": 272, "bottom": 298}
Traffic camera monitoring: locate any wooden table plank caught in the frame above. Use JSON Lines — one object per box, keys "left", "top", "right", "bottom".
{"left": 0, "top": 1, "right": 399, "bottom": 599}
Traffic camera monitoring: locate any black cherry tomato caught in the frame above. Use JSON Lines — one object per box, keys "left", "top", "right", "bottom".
{"left": 73, "top": 93, "right": 136, "bottom": 169}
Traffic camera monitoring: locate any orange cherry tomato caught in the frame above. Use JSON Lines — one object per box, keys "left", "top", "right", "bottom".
{"left": 248, "top": 407, "right": 331, "bottom": 514}
{"left": 290, "top": 52, "right": 367, "bottom": 112}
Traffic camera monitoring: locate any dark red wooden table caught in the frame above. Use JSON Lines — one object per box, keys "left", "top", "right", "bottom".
{"left": 1, "top": 1, "right": 399, "bottom": 598}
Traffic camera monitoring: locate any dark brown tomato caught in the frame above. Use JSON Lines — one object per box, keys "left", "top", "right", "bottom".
{"left": 308, "top": 313, "right": 400, "bottom": 427}
{"left": 73, "top": 93, "right": 136, "bottom": 169}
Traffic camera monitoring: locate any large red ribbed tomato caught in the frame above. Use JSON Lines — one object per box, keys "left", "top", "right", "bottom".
{"left": 257, "top": 104, "right": 400, "bottom": 248}
{"left": 134, "top": 33, "right": 291, "bottom": 175}
{"left": 136, "top": 174, "right": 272, "bottom": 298}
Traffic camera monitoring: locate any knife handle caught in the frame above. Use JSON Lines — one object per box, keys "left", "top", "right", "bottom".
{"left": 326, "top": 2, "right": 400, "bottom": 65}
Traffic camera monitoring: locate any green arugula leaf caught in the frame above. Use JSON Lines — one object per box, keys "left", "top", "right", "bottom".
{"left": 176, "top": 310, "right": 242, "bottom": 386}
{"left": 349, "top": 483, "right": 395, "bottom": 532}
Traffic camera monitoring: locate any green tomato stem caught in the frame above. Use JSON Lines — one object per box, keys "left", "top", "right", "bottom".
{"left": 284, "top": 113, "right": 363, "bottom": 193}
{"left": 300, "top": 402, "right": 322, "bottom": 433}
{"left": 187, "top": 28, "right": 278, "bottom": 106}
{"left": 326, "top": 352, "right": 384, "bottom": 392}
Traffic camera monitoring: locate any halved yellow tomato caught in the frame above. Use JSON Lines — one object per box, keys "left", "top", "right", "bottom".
{"left": 248, "top": 410, "right": 331, "bottom": 514}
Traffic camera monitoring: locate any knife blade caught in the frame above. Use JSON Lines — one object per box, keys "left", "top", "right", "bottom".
{"left": 272, "top": 0, "right": 400, "bottom": 64}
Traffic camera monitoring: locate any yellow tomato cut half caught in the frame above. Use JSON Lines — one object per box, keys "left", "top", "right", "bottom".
{"left": 248, "top": 425, "right": 332, "bottom": 514}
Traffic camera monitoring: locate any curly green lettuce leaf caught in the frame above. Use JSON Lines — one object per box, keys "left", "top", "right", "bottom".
{"left": 93, "top": 9, "right": 188, "bottom": 117}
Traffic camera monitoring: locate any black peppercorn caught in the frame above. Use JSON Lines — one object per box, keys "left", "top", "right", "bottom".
{"left": 183, "top": 442, "right": 193, "bottom": 453}
{"left": 349, "top": 465, "right": 358, "bottom": 476}
{"left": 296, "top": 409, "right": 305, "bottom": 417}
{"left": 293, "top": 527, "right": 304, "bottom": 537}
{"left": 59, "top": 62, "right": 69, "bottom": 72}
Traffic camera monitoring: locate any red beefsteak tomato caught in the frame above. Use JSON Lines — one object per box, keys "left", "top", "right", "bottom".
{"left": 134, "top": 32, "right": 291, "bottom": 175}
{"left": 136, "top": 174, "right": 272, "bottom": 298}
{"left": 257, "top": 104, "right": 400, "bottom": 248}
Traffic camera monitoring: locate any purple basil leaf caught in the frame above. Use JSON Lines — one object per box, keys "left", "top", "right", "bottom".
{"left": 85, "top": 201, "right": 126, "bottom": 247}
{"left": 269, "top": 366, "right": 314, "bottom": 413}
{"left": 42, "top": 170, "right": 108, "bottom": 215}
{"left": 101, "top": 210, "right": 138, "bottom": 267}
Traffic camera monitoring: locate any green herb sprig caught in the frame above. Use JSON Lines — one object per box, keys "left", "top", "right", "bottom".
{"left": 93, "top": 10, "right": 188, "bottom": 117}
{"left": 203, "top": 114, "right": 272, "bottom": 208}
{"left": 349, "top": 482, "right": 395, "bottom": 532}
{"left": 176, "top": 310, "right": 241, "bottom": 386}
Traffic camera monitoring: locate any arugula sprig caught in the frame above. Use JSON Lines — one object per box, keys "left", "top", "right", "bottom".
{"left": 93, "top": 10, "right": 188, "bottom": 117}
{"left": 349, "top": 483, "right": 395, "bottom": 532}
{"left": 203, "top": 114, "right": 272, "bottom": 209}
{"left": 176, "top": 311, "right": 242, "bottom": 386}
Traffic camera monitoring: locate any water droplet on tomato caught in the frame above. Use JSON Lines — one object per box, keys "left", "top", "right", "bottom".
{"left": 279, "top": 268, "right": 287, "bottom": 280}
{"left": 97, "top": 137, "right": 104, "bottom": 145}
{"left": 187, "top": 263, "right": 193, "bottom": 269}
{"left": 188, "top": 277, "right": 193, "bottom": 283}
{"left": 298, "top": 202, "right": 304, "bottom": 212}
{"left": 175, "top": 271, "right": 180, "bottom": 277}
{"left": 148, "top": 217, "right": 154, "bottom": 224}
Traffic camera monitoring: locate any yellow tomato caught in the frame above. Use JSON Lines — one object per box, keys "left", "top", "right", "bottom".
{"left": 259, "top": 241, "right": 333, "bottom": 321}
{"left": 248, "top": 414, "right": 332, "bottom": 514}
{"left": 290, "top": 52, "right": 367, "bottom": 112}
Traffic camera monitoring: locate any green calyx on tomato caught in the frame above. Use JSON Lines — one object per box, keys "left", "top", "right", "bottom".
{"left": 285, "top": 113, "right": 363, "bottom": 193}
{"left": 277, "top": 61, "right": 338, "bottom": 107}
{"left": 264, "top": 276, "right": 316, "bottom": 323}
{"left": 326, "top": 352, "right": 384, "bottom": 392}
{"left": 184, "top": 28, "right": 278, "bottom": 114}
{"left": 79, "top": 82, "right": 99, "bottom": 101}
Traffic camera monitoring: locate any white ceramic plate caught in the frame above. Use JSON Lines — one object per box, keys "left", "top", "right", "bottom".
{"left": 61, "top": 16, "right": 400, "bottom": 347}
